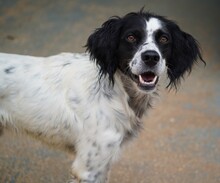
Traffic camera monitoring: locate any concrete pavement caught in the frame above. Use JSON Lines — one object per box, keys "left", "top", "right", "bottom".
{"left": 0, "top": 0, "right": 219, "bottom": 182}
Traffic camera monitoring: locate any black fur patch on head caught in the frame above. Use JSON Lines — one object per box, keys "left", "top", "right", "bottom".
{"left": 86, "top": 10, "right": 205, "bottom": 89}
{"left": 164, "top": 19, "right": 205, "bottom": 89}
{"left": 86, "top": 17, "right": 122, "bottom": 85}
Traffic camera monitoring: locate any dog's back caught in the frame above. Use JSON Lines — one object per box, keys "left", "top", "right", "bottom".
{"left": 0, "top": 53, "right": 93, "bottom": 148}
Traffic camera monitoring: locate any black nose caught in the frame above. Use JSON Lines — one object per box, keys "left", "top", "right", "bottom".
{"left": 141, "top": 50, "right": 160, "bottom": 67}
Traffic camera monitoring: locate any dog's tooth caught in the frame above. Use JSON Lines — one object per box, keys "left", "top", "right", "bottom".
{"left": 139, "top": 75, "right": 158, "bottom": 85}
{"left": 139, "top": 75, "right": 145, "bottom": 84}
{"left": 152, "top": 76, "right": 157, "bottom": 83}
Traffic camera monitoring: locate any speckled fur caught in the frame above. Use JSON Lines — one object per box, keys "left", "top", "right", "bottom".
{"left": 0, "top": 10, "right": 203, "bottom": 183}
{"left": 0, "top": 52, "right": 154, "bottom": 183}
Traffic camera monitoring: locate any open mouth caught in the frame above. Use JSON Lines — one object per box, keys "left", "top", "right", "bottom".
{"left": 134, "top": 72, "right": 159, "bottom": 90}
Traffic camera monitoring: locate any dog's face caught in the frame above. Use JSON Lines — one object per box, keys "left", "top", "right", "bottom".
{"left": 117, "top": 15, "right": 170, "bottom": 92}
{"left": 86, "top": 11, "right": 204, "bottom": 92}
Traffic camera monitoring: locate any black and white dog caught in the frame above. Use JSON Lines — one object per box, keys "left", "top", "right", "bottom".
{"left": 0, "top": 11, "right": 204, "bottom": 183}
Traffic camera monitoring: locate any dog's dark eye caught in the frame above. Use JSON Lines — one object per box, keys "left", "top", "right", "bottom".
{"left": 159, "top": 35, "right": 169, "bottom": 44}
{"left": 127, "top": 35, "right": 137, "bottom": 43}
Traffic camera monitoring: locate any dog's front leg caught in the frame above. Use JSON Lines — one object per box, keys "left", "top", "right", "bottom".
{"left": 70, "top": 130, "right": 122, "bottom": 183}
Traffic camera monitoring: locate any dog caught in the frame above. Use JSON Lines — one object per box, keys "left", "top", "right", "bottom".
{"left": 0, "top": 10, "right": 204, "bottom": 183}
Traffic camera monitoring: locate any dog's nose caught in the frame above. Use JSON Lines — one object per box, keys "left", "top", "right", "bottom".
{"left": 141, "top": 50, "right": 160, "bottom": 67}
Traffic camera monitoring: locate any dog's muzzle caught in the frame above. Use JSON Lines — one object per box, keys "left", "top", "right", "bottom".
{"left": 131, "top": 50, "right": 161, "bottom": 91}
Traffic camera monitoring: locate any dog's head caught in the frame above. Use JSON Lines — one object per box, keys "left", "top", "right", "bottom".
{"left": 86, "top": 11, "right": 204, "bottom": 92}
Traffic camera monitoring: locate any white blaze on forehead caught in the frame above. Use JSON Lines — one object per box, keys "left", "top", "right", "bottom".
{"left": 146, "top": 17, "right": 162, "bottom": 34}
{"left": 145, "top": 18, "right": 162, "bottom": 42}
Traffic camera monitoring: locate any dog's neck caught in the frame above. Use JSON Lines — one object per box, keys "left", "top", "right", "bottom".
{"left": 118, "top": 71, "right": 157, "bottom": 118}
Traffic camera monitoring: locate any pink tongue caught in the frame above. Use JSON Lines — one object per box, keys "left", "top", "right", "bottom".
{"left": 141, "top": 73, "right": 155, "bottom": 82}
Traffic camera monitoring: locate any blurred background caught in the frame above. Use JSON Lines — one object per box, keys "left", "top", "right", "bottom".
{"left": 0, "top": 0, "right": 219, "bottom": 182}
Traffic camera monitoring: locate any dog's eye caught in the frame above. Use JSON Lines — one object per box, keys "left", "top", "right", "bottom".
{"left": 159, "top": 35, "right": 169, "bottom": 44}
{"left": 127, "top": 35, "right": 137, "bottom": 43}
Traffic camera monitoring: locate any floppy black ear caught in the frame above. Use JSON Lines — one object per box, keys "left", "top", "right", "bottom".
{"left": 86, "top": 17, "right": 122, "bottom": 84}
{"left": 166, "top": 23, "right": 205, "bottom": 89}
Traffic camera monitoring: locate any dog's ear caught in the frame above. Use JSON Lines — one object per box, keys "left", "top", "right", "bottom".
{"left": 86, "top": 17, "right": 122, "bottom": 85}
{"left": 166, "top": 23, "right": 205, "bottom": 89}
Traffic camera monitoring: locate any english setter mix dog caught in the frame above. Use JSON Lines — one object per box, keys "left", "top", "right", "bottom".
{"left": 0, "top": 11, "right": 204, "bottom": 183}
